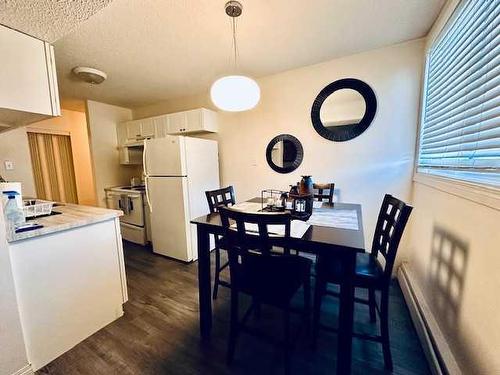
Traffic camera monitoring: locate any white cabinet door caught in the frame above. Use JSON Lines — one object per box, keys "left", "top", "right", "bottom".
{"left": 116, "top": 122, "right": 128, "bottom": 146}
{"left": 185, "top": 109, "right": 202, "bottom": 132}
{"left": 126, "top": 121, "right": 142, "bottom": 141}
{"left": 168, "top": 112, "right": 187, "bottom": 134}
{"left": 153, "top": 115, "right": 169, "bottom": 138}
{"left": 167, "top": 108, "right": 218, "bottom": 135}
{"left": 0, "top": 25, "right": 60, "bottom": 128}
{"left": 9, "top": 220, "right": 126, "bottom": 370}
{"left": 141, "top": 118, "right": 155, "bottom": 138}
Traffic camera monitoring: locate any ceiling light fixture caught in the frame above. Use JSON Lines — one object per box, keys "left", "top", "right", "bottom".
{"left": 210, "top": 1, "right": 260, "bottom": 112}
{"left": 72, "top": 66, "right": 107, "bottom": 84}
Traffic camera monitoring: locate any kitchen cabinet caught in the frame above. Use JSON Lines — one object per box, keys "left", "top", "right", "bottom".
{"left": 118, "top": 118, "right": 159, "bottom": 145}
{"left": 8, "top": 210, "right": 127, "bottom": 370}
{"left": 167, "top": 108, "right": 218, "bottom": 135}
{"left": 116, "top": 108, "right": 218, "bottom": 147}
{"left": 141, "top": 118, "right": 155, "bottom": 138}
{"left": 0, "top": 25, "right": 60, "bottom": 132}
{"left": 167, "top": 111, "right": 187, "bottom": 134}
{"left": 126, "top": 121, "right": 142, "bottom": 141}
{"left": 153, "top": 115, "right": 169, "bottom": 138}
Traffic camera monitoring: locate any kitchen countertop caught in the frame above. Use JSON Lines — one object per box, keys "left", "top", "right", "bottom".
{"left": 8, "top": 204, "right": 123, "bottom": 243}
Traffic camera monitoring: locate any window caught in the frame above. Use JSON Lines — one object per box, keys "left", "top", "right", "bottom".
{"left": 417, "top": 0, "right": 500, "bottom": 188}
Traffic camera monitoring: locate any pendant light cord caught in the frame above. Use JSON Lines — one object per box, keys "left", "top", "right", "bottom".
{"left": 232, "top": 16, "right": 239, "bottom": 71}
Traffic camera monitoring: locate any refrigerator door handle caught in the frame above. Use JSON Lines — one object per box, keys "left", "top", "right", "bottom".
{"left": 143, "top": 139, "right": 148, "bottom": 175}
{"left": 145, "top": 176, "right": 153, "bottom": 213}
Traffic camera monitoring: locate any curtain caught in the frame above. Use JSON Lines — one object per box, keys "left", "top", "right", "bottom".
{"left": 27, "top": 132, "right": 79, "bottom": 204}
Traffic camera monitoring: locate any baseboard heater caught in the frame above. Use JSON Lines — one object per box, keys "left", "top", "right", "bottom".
{"left": 397, "top": 262, "right": 461, "bottom": 375}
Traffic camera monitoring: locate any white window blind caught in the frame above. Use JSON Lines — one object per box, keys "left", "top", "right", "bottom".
{"left": 417, "top": 0, "right": 500, "bottom": 187}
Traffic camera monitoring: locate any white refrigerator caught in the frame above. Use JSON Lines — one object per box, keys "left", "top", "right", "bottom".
{"left": 144, "top": 136, "right": 219, "bottom": 261}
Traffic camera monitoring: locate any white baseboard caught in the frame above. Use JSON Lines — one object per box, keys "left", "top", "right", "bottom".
{"left": 11, "top": 364, "right": 33, "bottom": 375}
{"left": 397, "top": 262, "right": 461, "bottom": 375}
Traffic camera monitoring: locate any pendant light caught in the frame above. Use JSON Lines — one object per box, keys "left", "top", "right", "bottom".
{"left": 210, "top": 1, "right": 260, "bottom": 112}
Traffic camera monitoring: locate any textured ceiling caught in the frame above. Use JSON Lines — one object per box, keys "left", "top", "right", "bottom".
{"left": 0, "top": 0, "right": 112, "bottom": 42}
{"left": 54, "top": 0, "right": 444, "bottom": 109}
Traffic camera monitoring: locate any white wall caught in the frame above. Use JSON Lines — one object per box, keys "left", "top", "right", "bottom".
{"left": 406, "top": 182, "right": 500, "bottom": 374}
{"left": 133, "top": 40, "right": 425, "bottom": 248}
{"left": 0, "top": 206, "right": 30, "bottom": 375}
{"left": 0, "top": 127, "right": 37, "bottom": 197}
{"left": 0, "top": 109, "right": 97, "bottom": 205}
{"left": 85, "top": 100, "right": 140, "bottom": 207}
{"left": 403, "top": 1, "right": 500, "bottom": 373}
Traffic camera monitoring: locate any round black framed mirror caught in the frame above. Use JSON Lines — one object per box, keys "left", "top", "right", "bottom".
{"left": 311, "top": 78, "right": 377, "bottom": 142}
{"left": 266, "top": 134, "right": 303, "bottom": 174}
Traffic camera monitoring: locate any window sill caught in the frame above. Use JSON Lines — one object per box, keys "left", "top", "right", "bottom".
{"left": 413, "top": 172, "right": 500, "bottom": 211}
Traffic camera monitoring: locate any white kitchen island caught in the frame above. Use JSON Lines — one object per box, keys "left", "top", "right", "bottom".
{"left": 7, "top": 204, "right": 127, "bottom": 371}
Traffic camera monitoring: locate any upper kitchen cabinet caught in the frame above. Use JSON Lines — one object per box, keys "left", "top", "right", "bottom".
{"left": 116, "top": 108, "right": 218, "bottom": 146}
{"left": 126, "top": 121, "right": 142, "bottom": 142}
{"left": 153, "top": 115, "right": 169, "bottom": 138}
{"left": 118, "top": 119, "right": 155, "bottom": 145}
{"left": 0, "top": 25, "right": 60, "bottom": 132}
{"left": 167, "top": 108, "right": 218, "bottom": 135}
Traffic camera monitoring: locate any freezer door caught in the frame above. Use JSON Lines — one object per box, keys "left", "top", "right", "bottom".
{"left": 148, "top": 176, "right": 192, "bottom": 261}
{"left": 144, "top": 136, "right": 186, "bottom": 176}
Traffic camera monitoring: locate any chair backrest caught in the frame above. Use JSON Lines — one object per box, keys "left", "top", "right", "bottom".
{"left": 371, "top": 194, "right": 413, "bottom": 280}
{"left": 205, "top": 186, "right": 236, "bottom": 213}
{"left": 313, "top": 183, "right": 335, "bottom": 205}
{"left": 219, "top": 207, "right": 292, "bottom": 291}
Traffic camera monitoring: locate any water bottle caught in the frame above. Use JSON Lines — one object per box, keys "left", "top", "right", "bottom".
{"left": 3, "top": 191, "right": 25, "bottom": 234}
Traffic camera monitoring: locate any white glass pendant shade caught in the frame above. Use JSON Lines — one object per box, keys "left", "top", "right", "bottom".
{"left": 210, "top": 75, "right": 260, "bottom": 112}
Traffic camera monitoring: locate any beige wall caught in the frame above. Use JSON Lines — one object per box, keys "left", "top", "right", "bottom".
{"left": 28, "top": 110, "right": 97, "bottom": 205}
{"left": 406, "top": 182, "right": 500, "bottom": 374}
{"left": 0, "top": 206, "right": 29, "bottom": 375}
{"left": 86, "top": 100, "right": 140, "bottom": 207}
{"left": 0, "top": 127, "right": 37, "bottom": 197}
{"left": 0, "top": 110, "right": 97, "bottom": 205}
{"left": 404, "top": 0, "right": 500, "bottom": 373}
{"left": 134, "top": 39, "right": 425, "bottom": 249}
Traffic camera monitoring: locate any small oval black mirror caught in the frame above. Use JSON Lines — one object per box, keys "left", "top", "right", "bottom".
{"left": 266, "top": 134, "right": 304, "bottom": 174}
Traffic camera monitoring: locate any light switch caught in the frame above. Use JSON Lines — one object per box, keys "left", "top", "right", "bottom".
{"left": 4, "top": 160, "right": 14, "bottom": 170}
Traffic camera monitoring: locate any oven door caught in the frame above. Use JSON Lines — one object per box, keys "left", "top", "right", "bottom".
{"left": 106, "top": 192, "right": 144, "bottom": 227}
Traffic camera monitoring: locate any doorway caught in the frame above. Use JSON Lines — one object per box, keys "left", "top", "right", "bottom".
{"left": 27, "top": 131, "right": 79, "bottom": 203}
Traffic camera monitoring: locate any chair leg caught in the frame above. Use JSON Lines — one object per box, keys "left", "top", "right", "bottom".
{"left": 369, "top": 288, "right": 377, "bottom": 323}
{"left": 380, "top": 288, "right": 393, "bottom": 371}
{"left": 312, "top": 276, "right": 326, "bottom": 349}
{"left": 303, "top": 271, "right": 311, "bottom": 332}
{"left": 283, "top": 309, "right": 291, "bottom": 375}
{"left": 213, "top": 247, "right": 221, "bottom": 300}
{"left": 227, "top": 289, "right": 239, "bottom": 365}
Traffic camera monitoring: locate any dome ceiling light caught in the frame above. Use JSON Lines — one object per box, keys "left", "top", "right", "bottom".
{"left": 210, "top": 1, "right": 260, "bottom": 112}
{"left": 72, "top": 66, "right": 107, "bottom": 84}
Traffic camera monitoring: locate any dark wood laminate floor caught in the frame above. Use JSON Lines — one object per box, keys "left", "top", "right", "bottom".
{"left": 39, "top": 242, "right": 430, "bottom": 375}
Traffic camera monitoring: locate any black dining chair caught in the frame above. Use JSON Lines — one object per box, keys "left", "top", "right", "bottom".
{"left": 219, "top": 207, "right": 312, "bottom": 375}
{"left": 205, "top": 186, "right": 236, "bottom": 299}
{"left": 313, "top": 183, "right": 335, "bottom": 205}
{"left": 312, "top": 194, "right": 412, "bottom": 370}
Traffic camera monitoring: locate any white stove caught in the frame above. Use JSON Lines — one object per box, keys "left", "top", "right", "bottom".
{"left": 105, "top": 185, "right": 151, "bottom": 245}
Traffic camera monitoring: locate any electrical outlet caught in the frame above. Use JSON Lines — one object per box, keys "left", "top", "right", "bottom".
{"left": 4, "top": 160, "right": 14, "bottom": 170}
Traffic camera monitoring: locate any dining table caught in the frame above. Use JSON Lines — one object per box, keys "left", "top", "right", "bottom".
{"left": 191, "top": 198, "right": 365, "bottom": 375}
